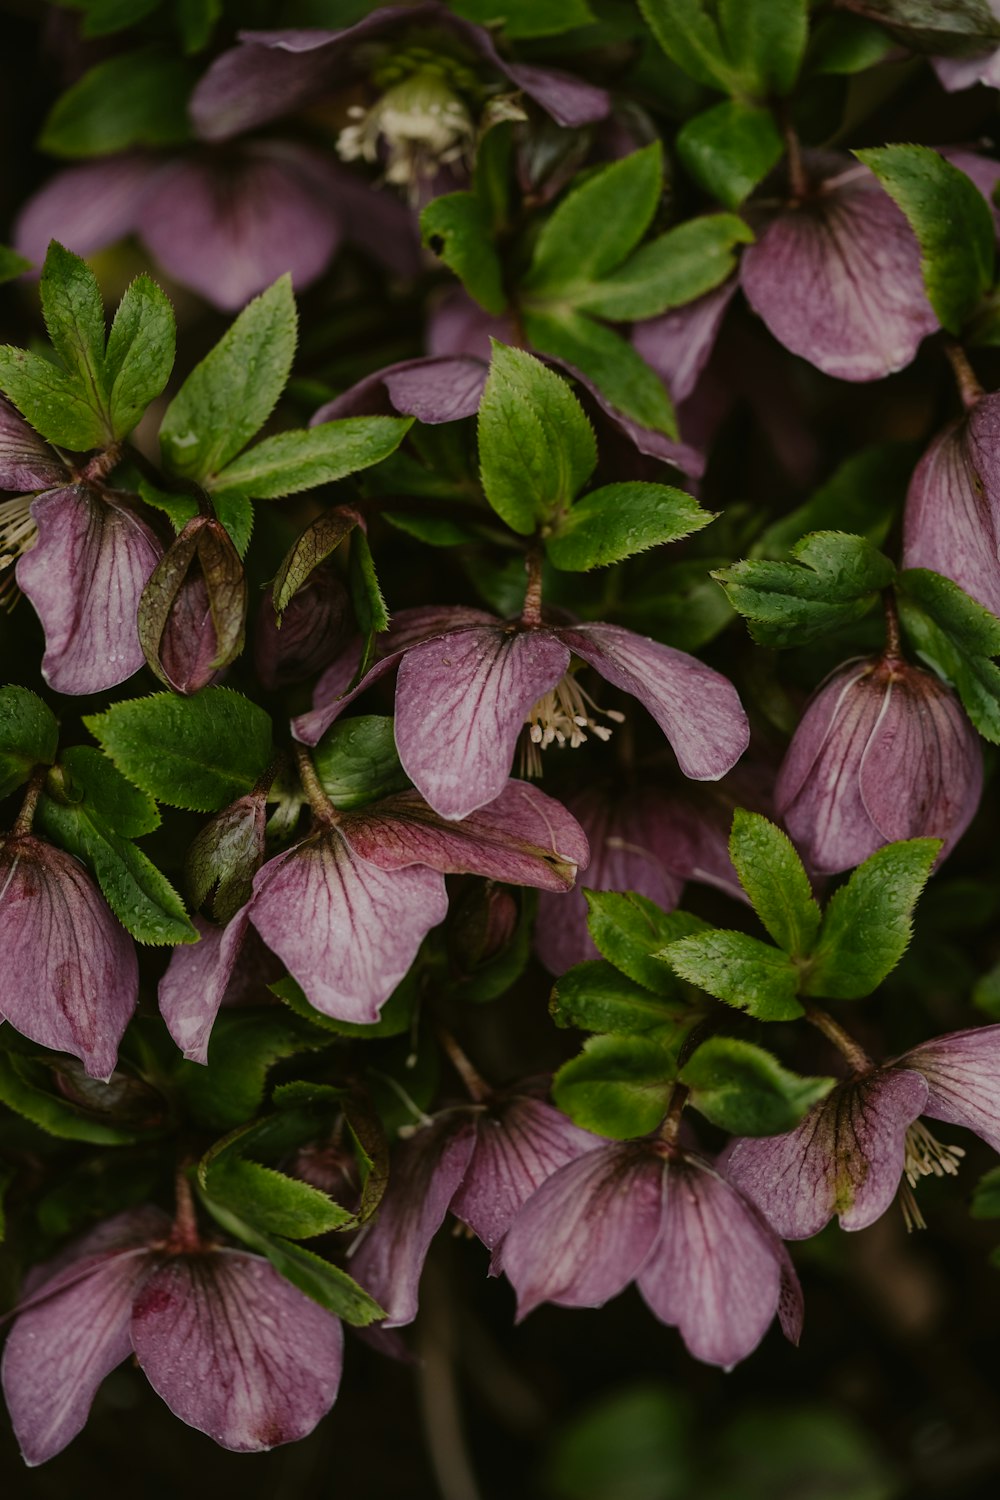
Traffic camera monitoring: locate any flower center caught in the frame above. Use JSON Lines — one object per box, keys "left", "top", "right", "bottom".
{"left": 0, "top": 495, "right": 37, "bottom": 610}
{"left": 520, "top": 673, "right": 625, "bottom": 778}
{"left": 899, "top": 1119, "right": 965, "bottom": 1231}
{"left": 337, "top": 65, "right": 476, "bottom": 200}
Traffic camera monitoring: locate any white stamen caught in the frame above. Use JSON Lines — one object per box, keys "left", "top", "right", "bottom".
{"left": 899, "top": 1120, "right": 965, "bottom": 1232}
{"left": 520, "top": 674, "right": 625, "bottom": 778}
{"left": 336, "top": 68, "right": 476, "bottom": 203}
{"left": 0, "top": 495, "right": 37, "bottom": 611}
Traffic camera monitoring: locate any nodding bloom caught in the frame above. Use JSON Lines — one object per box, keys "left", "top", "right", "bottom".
{"left": 740, "top": 150, "right": 939, "bottom": 382}
{"left": 1, "top": 1207, "right": 344, "bottom": 1463}
{"left": 775, "top": 652, "right": 982, "bottom": 875}
{"left": 292, "top": 605, "right": 750, "bottom": 822}
{"left": 728, "top": 1024, "right": 1000, "bottom": 1238}
{"left": 496, "top": 1137, "right": 803, "bottom": 1370}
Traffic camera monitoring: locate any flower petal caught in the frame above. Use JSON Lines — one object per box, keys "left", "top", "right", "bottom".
{"left": 131, "top": 1251, "right": 343, "bottom": 1452}
{"left": 14, "top": 155, "right": 150, "bottom": 269}
{"left": 903, "top": 1025, "right": 1000, "bottom": 1153}
{"left": 17, "top": 486, "right": 162, "bottom": 695}
{"left": 0, "top": 399, "right": 66, "bottom": 490}
{"left": 631, "top": 278, "right": 738, "bottom": 404}
{"left": 157, "top": 908, "right": 252, "bottom": 1064}
{"left": 561, "top": 622, "right": 750, "bottom": 781}
{"left": 310, "top": 356, "right": 487, "bottom": 426}
{"left": 394, "top": 625, "right": 571, "bottom": 820}
{"left": 727, "top": 1071, "right": 928, "bottom": 1238}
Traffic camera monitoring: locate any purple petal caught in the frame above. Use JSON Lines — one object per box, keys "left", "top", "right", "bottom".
{"left": 157, "top": 908, "right": 252, "bottom": 1064}
{"left": 934, "top": 49, "right": 1000, "bottom": 93}
{"left": 311, "top": 357, "right": 487, "bottom": 426}
{"left": 452, "top": 1095, "right": 602, "bottom": 1250}
{"left": 17, "top": 486, "right": 162, "bottom": 695}
{"left": 426, "top": 287, "right": 517, "bottom": 361}
{"left": 561, "top": 622, "right": 750, "bottom": 781}
{"left": 131, "top": 1250, "right": 343, "bottom": 1451}
{"left": 0, "top": 399, "right": 66, "bottom": 491}
{"left": 342, "top": 779, "right": 589, "bottom": 892}
{"left": 14, "top": 155, "right": 150, "bottom": 269}
{"left": 902, "top": 1025, "right": 1000, "bottom": 1152}
{"left": 497, "top": 60, "right": 610, "bottom": 127}
{"left": 631, "top": 278, "right": 738, "bottom": 404}
{"left": 395, "top": 624, "right": 570, "bottom": 819}
{"left": 727, "top": 1070, "right": 929, "bottom": 1239}
{"left": 636, "top": 1157, "right": 795, "bottom": 1369}
{"left": 248, "top": 831, "right": 448, "bottom": 1023}
{"left": 497, "top": 1142, "right": 664, "bottom": 1317}
{"left": 561, "top": 361, "right": 705, "bottom": 478}
{"left": 349, "top": 1115, "right": 477, "bottom": 1326}
{"left": 0, "top": 834, "right": 137, "bottom": 1080}
{"left": 741, "top": 153, "right": 939, "bottom": 381}
{"left": 190, "top": 32, "right": 345, "bottom": 141}
{"left": 255, "top": 566, "right": 352, "bottom": 691}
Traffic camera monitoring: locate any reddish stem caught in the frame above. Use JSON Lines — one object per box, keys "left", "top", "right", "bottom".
{"left": 944, "top": 342, "right": 984, "bottom": 411}
{"left": 804, "top": 1004, "right": 873, "bottom": 1074}
{"left": 294, "top": 743, "right": 339, "bottom": 827}
{"left": 437, "top": 1025, "right": 491, "bottom": 1103}
{"left": 520, "top": 549, "right": 544, "bottom": 628}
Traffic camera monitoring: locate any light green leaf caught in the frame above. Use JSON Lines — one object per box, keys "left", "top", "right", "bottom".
{"left": 637, "top": 0, "right": 736, "bottom": 90}
{"left": 729, "top": 810, "right": 821, "bottom": 959}
{"left": 718, "top": 0, "right": 808, "bottom": 96}
{"left": 211, "top": 416, "right": 412, "bottom": 500}
{"left": 104, "top": 274, "right": 176, "bottom": 439}
{"left": 552, "top": 1029, "right": 681, "bottom": 1139}
{"left": 681, "top": 1035, "right": 834, "bottom": 1136}
{"left": 524, "top": 307, "right": 677, "bottom": 437}
{"left": 39, "top": 242, "right": 109, "bottom": 424}
{"left": 0, "top": 346, "right": 107, "bottom": 451}
{"left": 661, "top": 930, "right": 805, "bottom": 1021}
{"left": 676, "top": 101, "right": 785, "bottom": 209}
{"left": 313, "top": 716, "right": 409, "bottom": 810}
{"left": 0, "top": 685, "right": 59, "bottom": 800}
{"left": 896, "top": 567, "right": 1000, "bottom": 741}
{"left": 545, "top": 482, "right": 712, "bottom": 571}
{"left": 0, "top": 246, "right": 31, "bottom": 283}
{"left": 584, "top": 892, "right": 708, "bottom": 993}
{"left": 571, "top": 215, "right": 752, "bottom": 321}
{"left": 420, "top": 192, "right": 506, "bottom": 313}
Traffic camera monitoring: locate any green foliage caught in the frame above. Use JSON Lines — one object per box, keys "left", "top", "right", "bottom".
{"left": 639, "top": 0, "right": 807, "bottom": 94}
{"left": 348, "top": 527, "right": 390, "bottom": 675}
{"left": 896, "top": 567, "right": 1000, "bottom": 741}
{"left": 0, "top": 1043, "right": 161, "bottom": 1144}
{"left": 313, "top": 716, "right": 409, "bottom": 809}
{"left": 569, "top": 215, "right": 753, "bottom": 321}
{"left": 545, "top": 483, "right": 712, "bottom": 571}
{"left": 753, "top": 444, "right": 915, "bottom": 558}
{"left": 524, "top": 307, "right": 677, "bottom": 436}
{"left": 662, "top": 930, "right": 805, "bottom": 1021}
{"left": 210, "top": 417, "right": 413, "bottom": 501}
{"left": 550, "top": 961, "right": 696, "bottom": 1035}
{"left": 39, "top": 49, "right": 195, "bottom": 155}
{"left": 728, "top": 811, "right": 821, "bottom": 959}
{"left": 420, "top": 192, "right": 506, "bottom": 313}
{"left": 272, "top": 506, "right": 361, "bottom": 615}
{"left": 273, "top": 974, "right": 418, "bottom": 1039}
{"left": 676, "top": 102, "right": 785, "bottom": 209}
{"left": 0, "top": 246, "right": 31, "bottom": 282}
{"left": 450, "top": 0, "right": 595, "bottom": 36}
{"left": 174, "top": 1011, "right": 333, "bottom": 1132}
{"left": 680, "top": 1036, "right": 834, "bottom": 1136}
{"left": 552, "top": 1029, "right": 681, "bottom": 1138}
{"left": 0, "top": 685, "right": 58, "bottom": 799}
{"left": 584, "top": 891, "right": 706, "bottom": 993}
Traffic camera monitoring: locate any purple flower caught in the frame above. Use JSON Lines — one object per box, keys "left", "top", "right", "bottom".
{"left": 137, "top": 515, "right": 246, "bottom": 695}
{"left": 496, "top": 1140, "right": 802, "bottom": 1369}
{"left": 902, "top": 392, "right": 1000, "bottom": 615}
{"left": 159, "top": 777, "right": 588, "bottom": 1060}
{"left": 631, "top": 277, "right": 738, "bottom": 406}
{"left": 775, "top": 653, "right": 982, "bottom": 875}
{"left": 0, "top": 832, "right": 137, "bottom": 1080}
{"left": 293, "top": 606, "right": 750, "bottom": 821}
{"left": 254, "top": 563, "right": 353, "bottom": 691}
{"left": 728, "top": 1024, "right": 1000, "bottom": 1238}
{"left": 740, "top": 151, "right": 939, "bottom": 382}
{"left": 349, "top": 1090, "right": 601, "bottom": 1326}
{"left": 1, "top": 1207, "right": 344, "bottom": 1462}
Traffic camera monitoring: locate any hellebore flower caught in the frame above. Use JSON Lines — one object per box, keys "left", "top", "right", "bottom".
{"left": 727, "top": 1024, "right": 1000, "bottom": 1239}
{"left": 775, "top": 652, "right": 982, "bottom": 875}
{"left": 254, "top": 562, "right": 353, "bottom": 691}
{"left": 158, "top": 776, "right": 588, "bottom": 1061}
{"left": 1, "top": 1206, "right": 344, "bottom": 1463}
{"left": 0, "top": 400, "right": 162, "bottom": 692}
{"left": 0, "top": 831, "right": 137, "bottom": 1080}
{"left": 137, "top": 514, "right": 246, "bottom": 695}
{"left": 350, "top": 1087, "right": 601, "bottom": 1325}
{"left": 497, "top": 1139, "right": 803, "bottom": 1370}
{"left": 293, "top": 605, "right": 750, "bottom": 821}
{"left": 902, "top": 390, "right": 1000, "bottom": 615}
{"left": 740, "top": 151, "right": 939, "bottom": 382}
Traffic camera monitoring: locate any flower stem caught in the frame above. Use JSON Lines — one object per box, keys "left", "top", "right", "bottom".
{"left": 79, "top": 442, "right": 123, "bottom": 484}
{"left": 293, "top": 743, "right": 339, "bottom": 827}
{"left": 169, "top": 1166, "right": 201, "bottom": 1253}
{"left": 804, "top": 1004, "right": 873, "bottom": 1074}
{"left": 944, "top": 342, "right": 983, "bottom": 411}
{"left": 881, "top": 589, "right": 902, "bottom": 663}
{"left": 657, "top": 1083, "right": 689, "bottom": 1150}
{"left": 521, "top": 548, "right": 544, "bottom": 628}
{"left": 780, "top": 114, "right": 809, "bottom": 200}
{"left": 437, "top": 1025, "right": 491, "bottom": 1103}
{"left": 12, "top": 769, "right": 45, "bottom": 836}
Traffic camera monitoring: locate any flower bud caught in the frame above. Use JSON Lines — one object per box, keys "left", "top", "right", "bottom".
{"left": 138, "top": 515, "right": 246, "bottom": 694}
{"left": 185, "top": 790, "right": 268, "bottom": 923}
{"left": 776, "top": 655, "right": 982, "bottom": 874}
{"left": 253, "top": 565, "right": 352, "bottom": 691}
{"left": 446, "top": 878, "right": 519, "bottom": 978}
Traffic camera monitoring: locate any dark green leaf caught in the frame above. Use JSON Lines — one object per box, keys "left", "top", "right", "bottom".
{"left": 449, "top": 0, "right": 595, "bottom": 36}
{"left": 524, "top": 308, "right": 677, "bottom": 437}
{"left": 550, "top": 960, "right": 698, "bottom": 1034}
{"left": 313, "top": 716, "right": 409, "bottom": 809}
{"left": 729, "top": 810, "right": 821, "bottom": 958}
{"left": 78, "top": 0, "right": 162, "bottom": 36}
{"left": 348, "top": 527, "right": 389, "bottom": 676}
{"left": 175, "top": 1010, "right": 333, "bottom": 1131}
{"left": 545, "top": 482, "right": 712, "bottom": 571}
{"left": 0, "top": 246, "right": 31, "bottom": 283}
{"left": 39, "top": 242, "right": 109, "bottom": 426}
{"left": 40, "top": 50, "right": 195, "bottom": 156}
{"left": 420, "top": 192, "right": 506, "bottom": 313}
{"left": 718, "top": 0, "right": 809, "bottom": 96}
{"left": 211, "top": 417, "right": 413, "bottom": 501}
{"left": 661, "top": 931, "right": 805, "bottom": 1021}
{"left": 676, "top": 101, "right": 785, "bottom": 210}
{"left": 971, "top": 1166, "right": 1000, "bottom": 1218}
{"left": 680, "top": 1036, "right": 834, "bottom": 1136}
{"left": 637, "top": 0, "right": 736, "bottom": 90}
{"left": 0, "top": 685, "right": 59, "bottom": 799}
{"left": 585, "top": 892, "right": 708, "bottom": 993}
{"left": 0, "top": 1049, "right": 152, "bottom": 1144}
{"left": 272, "top": 973, "right": 417, "bottom": 1039}
{"left": 753, "top": 443, "right": 915, "bottom": 558}
{"left": 104, "top": 275, "right": 176, "bottom": 440}
{"left": 53, "top": 745, "right": 160, "bottom": 837}
{"left": 552, "top": 1030, "right": 681, "bottom": 1139}
{"left": 808, "top": 14, "right": 897, "bottom": 73}
{"left": 896, "top": 568, "right": 1000, "bottom": 741}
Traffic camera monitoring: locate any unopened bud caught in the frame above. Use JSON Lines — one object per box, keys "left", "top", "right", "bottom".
{"left": 138, "top": 515, "right": 246, "bottom": 694}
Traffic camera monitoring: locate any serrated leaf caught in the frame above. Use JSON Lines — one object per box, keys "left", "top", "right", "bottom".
{"left": 0, "top": 345, "right": 109, "bottom": 451}
{"left": 545, "top": 482, "right": 711, "bottom": 571}
{"left": 729, "top": 810, "right": 821, "bottom": 959}
{"left": 39, "top": 242, "right": 109, "bottom": 425}
{"left": 207, "top": 1157, "right": 354, "bottom": 1237}
{"left": 313, "top": 716, "right": 409, "bottom": 810}
{"left": 571, "top": 215, "right": 753, "bottom": 321}
{"left": 272, "top": 506, "right": 361, "bottom": 616}
{"left": 272, "top": 973, "right": 417, "bottom": 1039}
{"left": 348, "top": 528, "right": 389, "bottom": 677}
{"left": 661, "top": 930, "right": 805, "bottom": 1021}
{"left": 584, "top": 892, "right": 708, "bottom": 993}
{"left": 550, "top": 959, "right": 698, "bottom": 1036}
{"left": 753, "top": 443, "right": 915, "bottom": 558}
{"left": 420, "top": 191, "right": 506, "bottom": 313}
{"left": 0, "top": 1048, "right": 153, "bottom": 1144}
{"left": 552, "top": 1029, "right": 681, "bottom": 1139}
{"left": 0, "top": 685, "right": 59, "bottom": 799}
{"left": 104, "top": 274, "right": 176, "bottom": 439}
{"left": 896, "top": 568, "right": 1000, "bottom": 742}
{"left": 524, "top": 307, "right": 677, "bottom": 437}
{"left": 680, "top": 1035, "right": 834, "bottom": 1136}
{"left": 211, "top": 417, "right": 412, "bottom": 501}
{"left": 174, "top": 1010, "right": 334, "bottom": 1132}
{"left": 53, "top": 745, "right": 159, "bottom": 837}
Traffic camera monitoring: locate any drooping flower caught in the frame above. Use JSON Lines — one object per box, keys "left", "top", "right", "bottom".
{"left": 0, "top": 1206, "right": 344, "bottom": 1463}
{"left": 0, "top": 831, "right": 137, "bottom": 1080}
{"left": 740, "top": 151, "right": 939, "bottom": 382}
{"left": 293, "top": 605, "right": 750, "bottom": 821}
{"left": 775, "top": 652, "right": 982, "bottom": 875}
{"left": 158, "top": 776, "right": 588, "bottom": 1061}
{"left": 137, "top": 514, "right": 246, "bottom": 694}
{"left": 496, "top": 1139, "right": 803, "bottom": 1370}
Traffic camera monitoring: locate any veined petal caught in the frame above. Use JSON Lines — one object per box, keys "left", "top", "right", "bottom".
{"left": 727, "top": 1071, "right": 928, "bottom": 1239}
{"left": 394, "top": 625, "right": 571, "bottom": 820}
{"left": 0, "top": 399, "right": 66, "bottom": 491}
{"left": 131, "top": 1251, "right": 344, "bottom": 1452}
{"left": 349, "top": 1115, "right": 478, "bottom": 1326}
{"left": 310, "top": 357, "right": 487, "bottom": 426}
{"left": 248, "top": 831, "right": 448, "bottom": 1023}
{"left": 902, "top": 1025, "right": 1000, "bottom": 1153}
{"left": 561, "top": 623, "right": 750, "bottom": 781}
{"left": 14, "top": 155, "right": 150, "bottom": 269}
{"left": 157, "top": 908, "right": 252, "bottom": 1065}
{"left": 903, "top": 408, "right": 1000, "bottom": 617}
{"left": 632, "top": 279, "right": 738, "bottom": 404}
{"left": 17, "top": 486, "right": 162, "bottom": 695}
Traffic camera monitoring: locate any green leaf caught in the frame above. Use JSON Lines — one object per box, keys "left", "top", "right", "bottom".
{"left": 53, "top": 746, "right": 160, "bottom": 837}
{"left": 0, "top": 685, "right": 59, "bottom": 799}
{"left": 420, "top": 192, "right": 506, "bottom": 314}
{"left": 971, "top": 1166, "right": 1000, "bottom": 1219}
{"left": 897, "top": 567, "right": 1000, "bottom": 657}
{"left": 77, "top": 0, "right": 162, "bottom": 36}
{"left": 449, "top": 0, "right": 595, "bottom": 36}
{"left": 104, "top": 274, "right": 176, "bottom": 440}
{"left": 637, "top": 0, "right": 736, "bottom": 90}
{"left": 753, "top": 443, "right": 915, "bottom": 558}
{"left": 159, "top": 275, "right": 297, "bottom": 482}
{"left": 584, "top": 892, "right": 708, "bottom": 993}
{"left": 661, "top": 931, "right": 805, "bottom": 1021}
{"left": 0, "top": 246, "right": 31, "bottom": 283}
{"left": 718, "top": 0, "right": 809, "bottom": 96}
{"left": 570, "top": 214, "right": 753, "bottom": 321}
{"left": 808, "top": 14, "right": 897, "bottom": 73}
{"left": 174, "top": 1010, "right": 333, "bottom": 1132}
{"left": 680, "top": 1036, "right": 834, "bottom": 1136}
{"left": 676, "top": 101, "right": 785, "bottom": 210}
{"left": 0, "top": 1048, "right": 154, "bottom": 1144}
{"left": 728, "top": 810, "right": 821, "bottom": 959}
{"left": 550, "top": 960, "right": 697, "bottom": 1035}
{"left": 856, "top": 145, "right": 995, "bottom": 334}
{"left": 552, "top": 1030, "right": 681, "bottom": 1139}
{"left": 713, "top": 531, "right": 896, "bottom": 648}
{"left": 523, "top": 145, "right": 663, "bottom": 295}
{"left": 39, "top": 242, "right": 109, "bottom": 426}
{"left": 207, "top": 1155, "right": 355, "bottom": 1237}
{"left": 545, "top": 482, "right": 712, "bottom": 571}
{"left": 0, "top": 345, "right": 108, "bottom": 451}
{"left": 524, "top": 307, "right": 677, "bottom": 437}
{"left": 273, "top": 973, "right": 417, "bottom": 1039}
{"left": 211, "top": 417, "right": 413, "bottom": 501}
{"left": 313, "top": 716, "right": 409, "bottom": 810}
{"left": 478, "top": 343, "right": 597, "bottom": 533}
{"left": 137, "top": 477, "right": 199, "bottom": 532}
{"left": 40, "top": 50, "right": 195, "bottom": 156}
{"left": 383, "top": 512, "right": 482, "bottom": 547}
{"left": 348, "top": 527, "right": 389, "bottom": 675}
{"left": 896, "top": 567, "right": 1000, "bottom": 741}
{"left": 84, "top": 688, "right": 274, "bottom": 811}
{"left": 177, "top": 0, "right": 221, "bottom": 51}
{"left": 272, "top": 506, "right": 361, "bottom": 616}
{"left": 803, "top": 839, "right": 940, "bottom": 999}
{"left": 212, "top": 488, "right": 253, "bottom": 559}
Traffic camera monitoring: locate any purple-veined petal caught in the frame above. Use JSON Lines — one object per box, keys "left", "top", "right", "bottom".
{"left": 497, "top": 1142, "right": 664, "bottom": 1317}
{"left": 248, "top": 831, "right": 448, "bottom": 1023}
{"left": 727, "top": 1070, "right": 929, "bottom": 1239}
{"left": 342, "top": 779, "right": 589, "bottom": 893}
{"left": 902, "top": 1025, "right": 1000, "bottom": 1153}
{"left": 394, "top": 625, "right": 571, "bottom": 820}
{"left": 636, "top": 1157, "right": 793, "bottom": 1369}
{"left": 310, "top": 357, "right": 487, "bottom": 425}
{"left": 17, "top": 486, "right": 162, "bottom": 695}
{"left": 190, "top": 31, "right": 345, "bottom": 141}
{"left": 0, "top": 399, "right": 66, "bottom": 491}
{"left": 561, "top": 622, "right": 750, "bottom": 781}
{"left": 131, "top": 1250, "right": 343, "bottom": 1452}
{"left": 157, "top": 908, "right": 252, "bottom": 1065}
{"left": 255, "top": 567, "right": 352, "bottom": 691}
{"left": 14, "top": 155, "right": 151, "bottom": 269}
{"left": 452, "top": 1095, "right": 602, "bottom": 1250}
{"left": 631, "top": 278, "right": 738, "bottom": 404}
{"left": 349, "top": 1114, "right": 478, "bottom": 1326}
{"left": 0, "top": 834, "right": 138, "bottom": 1080}
{"left": 741, "top": 154, "right": 939, "bottom": 381}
